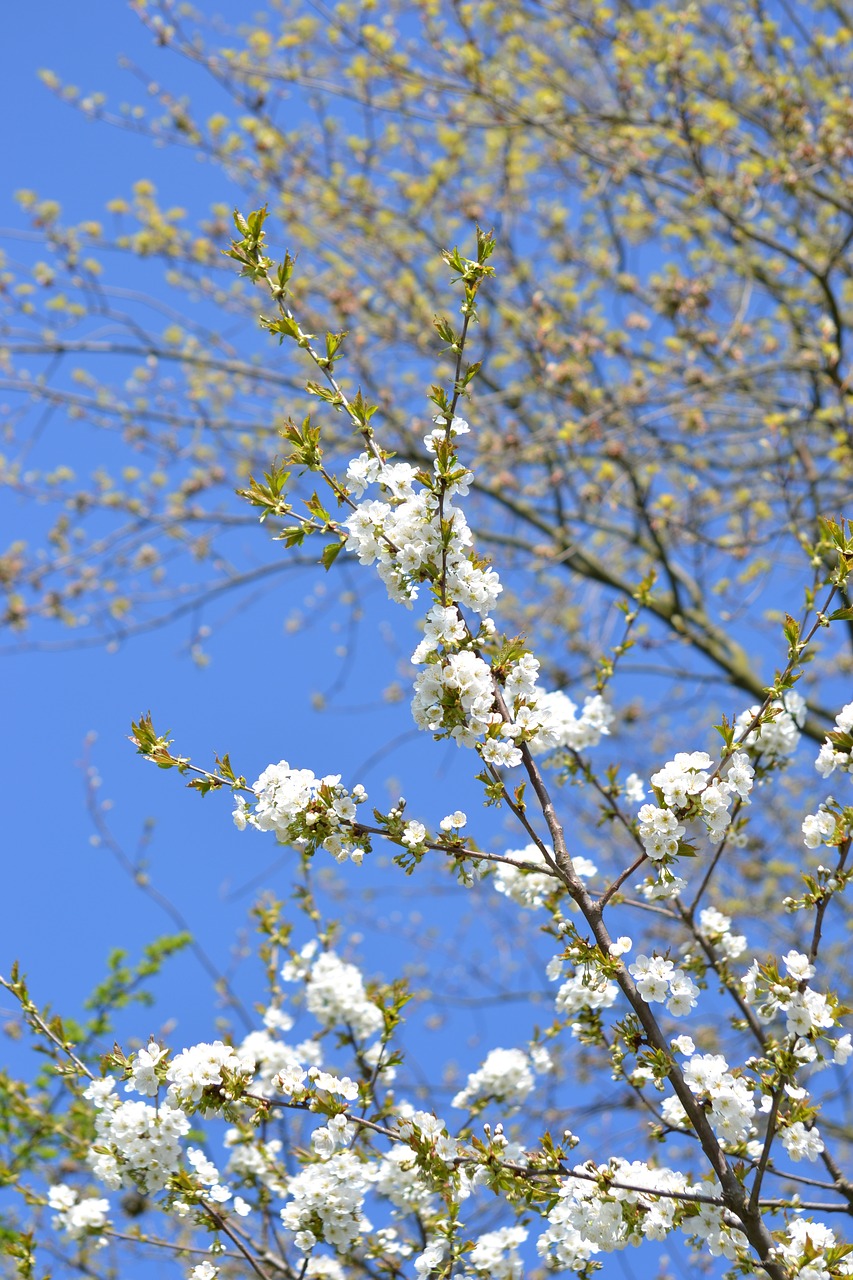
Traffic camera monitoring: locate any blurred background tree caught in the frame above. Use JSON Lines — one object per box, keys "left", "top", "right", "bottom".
{"left": 3, "top": 0, "right": 851, "bottom": 736}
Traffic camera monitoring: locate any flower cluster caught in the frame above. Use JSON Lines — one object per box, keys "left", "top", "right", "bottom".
{"left": 536, "top": 1158, "right": 739, "bottom": 1270}
{"left": 282, "top": 942, "right": 384, "bottom": 1042}
{"left": 396, "top": 1108, "right": 463, "bottom": 1169}
{"left": 412, "top": 641, "right": 612, "bottom": 768}
{"left": 468, "top": 1225, "right": 527, "bottom": 1279}
{"left": 373, "top": 1145, "right": 437, "bottom": 1214}
{"left": 51, "top": 236, "right": 853, "bottom": 1280}
{"left": 345, "top": 416, "right": 616, "bottom": 768}
{"left": 742, "top": 951, "right": 851, "bottom": 1062}
{"left": 802, "top": 805, "right": 838, "bottom": 849}
{"left": 410, "top": 602, "right": 469, "bottom": 664}
{"left": 225, "top": 1129, "right": 288, "bottom": 1195}
{"left": 312, "top": 1113, "right": 354, "bottom": 1159}
{"left": 662, "top": 1047, "right": 753, "bottom": 1146}
{"left": 237, "top": 1007, "right": 321, "bottom": 1098}
{"left": 238, "top": 412, "right": 615, "bottom": 807}
{"left": 735, "top": 692, "right": 806, "bottom": 759}
{"left": 695, "top": 907, "right": 748, "bottom": 961}
{"left": 451, "top": 1045, "right": 552, "bottom": 1111}
{"left": 493, "top": 843, "right": 596, "bottom": 909}
{"left": 815, "top": 701, "right": 853, "bottom": 777}
{"left": 547, "top": 953, "right": 619, "bottom": 1020}
{"left": 280, "top": 1151, "right": 369, "bottom": 1252}
{"left": 343, "top": 418, "right": 501, "bottom": 613}
{"left": 501, "top": 654, "right": 614, "bottom": 756}
{"left": 412, "top": 646, "right": 499, "bottom": 749}
{"left": 189, "top": 1264, "right": 218, "bottom": 1280}
{"left": 234, "top": 762, "right": 369, "bottom": 864}
{"left": 165, "top": 1040, "right": 253, "bottom": 1108}
{"left": 678, "top": 1052, "right": 756, "bottom": 1144}
{"left": 185, "top": 1146, "right": 240, "bottom": 1208}
{"left": 85, "top": 1084, "right": 190, "bottom": 1193}
{"left": 780, "top": 1119, "right": 825, "bottom": 1163}
{"left": 778, "top": 1219, "right": 853, "bottom": 1280}
{"left": 47, "top": 1184, "right": 110, "bottom": 1245}
{"left": 628, "top": 954, "right": 700, "bottom": 1017}
{"left": 636, "top": 751, "right": 754, "bottom": 889}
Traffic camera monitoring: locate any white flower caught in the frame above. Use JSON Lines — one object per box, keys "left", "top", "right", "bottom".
{"left": 683, "top": 1054, "right": 728, "bottom": 1094}
{"left": 300, "top": 950, "right": 383, "bottom": 1041}
{"left": 724, "top": 751, "right": 755, "bottom": 800}
{"left": 637, "top": 804, "right": 685, "bottom": 861}
{"left": 554, "top": 966, "right": 618, "bottom": 1017}
{"left": 735, "top": 692, "right": 806, "bottom": 758}
{"left": 782, "top": 1121, "right": 824, "bottom": 1162}
{"left": 814, "top": 702, "right": 853, "bottom": 777}
{"left": 345, "top": 451, "right": 382, "bottom": 496}
{"left": 782, "top": 950, "right": 815, "bottom": 981}
{"left": 187, "top": 1147, "right": 220, "bottom": 1185}
{"left": 312, "top": 1113, "right": 353, "bottom": 1159}
{"left": 48, "top": 1185, "right": 110, "bottom": 1243}
{"left": 481, "top": 737, "right": 523, "bottom": 768}
{"left": 87, "top": 1096, "right": 190, "bottom": 1193}
{"left": 440, "top": 810, "right": 467, "bottom": 831}
{"left": 786, "top": 988, "right": 834, "bottom": 1036}
{"left": 189, "top": 1264, "right": 218, "bottom": 1280}
{"left": 469, "top": 1226, "right": 527, "bottom": 1278}
{"left": 623, "top": 772, "right": 646, "bottom": 802}
{"left": 308, "top": 1069, "right": 359, "bottom": 1100}
{"left": 494, "top": 844, "right": 558, "bottom": 909}
{"left": 667, "top": 972, "right": 700, "bottom": 1017}
{"left": 802, "top": 808, "right": 836, "bottom": 849}
{"left": 410, "top": 604, "right": 467, "bottom": 663}
{"left": 414, "top": 1240, "right": 447, "bottom": 1279}
{"left": 281, "top": 1152, "right": 368, "bottom": 1251}
{"left": 779, "top": 1219, "right": 839, "bottom": 1276}
{"left": 271, "top": 1063, "right": 307, "bottom": 1096}
{"left": 374, "top": 1145, "right": 436, "bottom": 1213}
{"left": 452, "top": 1047, "right": 539, "bottom": 1110}
{"left": 83, "top": 1078, "right": 116, "bottom": 1108}
{"left": 628, "top": 954, "right": 674, "bottom": 1004}
{"left": 166, "top": 1041, "right": 250, "bottom": 1106}
{"left": 125, "top": 1041, "right": 168, "bottom": 1097}
{"left": 651, "top": 751, "right": 712, "bottom": 807}
{"left": 833, "top": 1034, "right": 852, "bottom": 1064}
{"left": 697, "top": 908, "right": 747, "bottom": 959}
{"left": 401, "top": 819, "right": 427, "bottom": 847}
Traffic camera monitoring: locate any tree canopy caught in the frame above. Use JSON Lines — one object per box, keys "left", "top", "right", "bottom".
{"left": 4, "top": 0, "right": 852, "bottom": 727}
{"left": 3, "top": 5, "right": 853, "bottom": 1280}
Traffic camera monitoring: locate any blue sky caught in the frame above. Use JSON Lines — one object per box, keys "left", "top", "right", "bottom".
{"left": 0, "top": 0, "right": 845, "bottom": 1094}
{"left": 0, "top": 3, "right": 531, "bottom": 1061}
{"left": 0, "top": 6, "right": 379, "bottom": 1000}
{"left": 2, "top": 10, "right": 851, "bottom": 1278}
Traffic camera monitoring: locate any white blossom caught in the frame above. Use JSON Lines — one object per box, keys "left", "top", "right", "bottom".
{"left": 451, "top": 1046, "right": 547, "bottom": 1110}
{"left": 735, "top": 692, "right": 806, "bottom": 758}
{"left": 469, "top": 1226, "right": 527, "bottom": 1278}
{"left": 48, "top": 1185, "right": 110, "bottom": 1244}
{"left": 293, "top": 949, "right": 384, "bottom": 1041}
{"left": 281, "top": 1152, "right": 368, "bottom": 1251}
{"left": 781, "top": 1121, "right": 824, "bottom": 1162}
{"left": 814, "top": 701, "right": 853, "bottom": 777}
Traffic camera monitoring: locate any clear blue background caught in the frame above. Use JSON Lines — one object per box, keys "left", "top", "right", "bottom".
{"left": 0, "top": 2, "right": 531, "bottom": 1063}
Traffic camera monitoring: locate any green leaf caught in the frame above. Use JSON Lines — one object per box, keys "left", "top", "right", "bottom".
{"left": 321, "top": 539, "right": 345, "bottom": 570}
